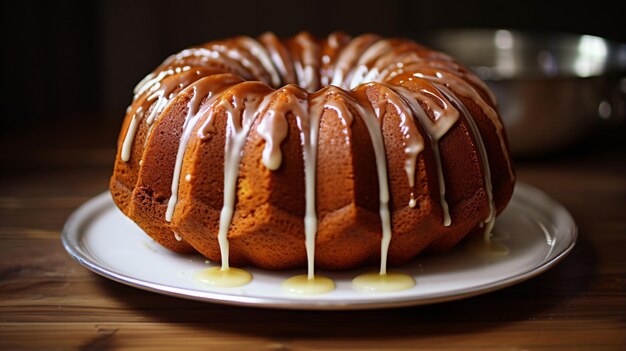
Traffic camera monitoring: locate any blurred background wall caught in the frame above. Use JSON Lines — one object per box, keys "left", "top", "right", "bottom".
{"left": 1, "top": 0, "right": 623, "bottom": 133}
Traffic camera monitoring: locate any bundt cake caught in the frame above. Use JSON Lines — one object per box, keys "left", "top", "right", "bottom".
{"left": 110, "top": 32, "right": 515, "bottom": 276}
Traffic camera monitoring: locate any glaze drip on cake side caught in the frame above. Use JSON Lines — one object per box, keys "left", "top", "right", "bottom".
{"left": 111, "top": 32, "right": 515, "bottom": 281}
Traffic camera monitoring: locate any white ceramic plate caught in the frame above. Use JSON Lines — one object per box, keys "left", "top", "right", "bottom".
{"left": 62, "top": 182, "right": 577, "bottom": 310}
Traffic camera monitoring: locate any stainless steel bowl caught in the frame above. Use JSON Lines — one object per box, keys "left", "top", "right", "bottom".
{"left": 419, "top": 29, "right": 626, "bottom": 156}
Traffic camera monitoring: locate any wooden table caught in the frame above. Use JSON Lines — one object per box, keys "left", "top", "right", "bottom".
{"left": 1, "top": 121, "right": 625, "bottom": 350}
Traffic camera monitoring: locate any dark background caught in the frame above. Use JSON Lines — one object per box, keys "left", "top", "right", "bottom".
{"left": 1, "top": 0, "right": 624, "bottom": 133}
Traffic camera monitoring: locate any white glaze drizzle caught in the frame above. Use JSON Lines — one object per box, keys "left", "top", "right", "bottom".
{"left": 213, "top": 42, "right": 270, "bottom": 85}
{"left": 436, "top": 84, "right": 496, "bottom": 241}
{"left": 390, "top": 84, "right": 459, "bottom": 226}
{"left": 144, "top": 86, "right": 170, "bottom": 126}
{"left": 121, "top": 106, "right": 143, "bottom": 162}
{"left": 330, "top": 34, "right": 380, "bottom": 88}
{"left": 424, "top": 60, "right": 497, "bottom": 106}
{"left": 320, "top": 87, "right": 356, "bottom": 129}
{"left": 256, "top": 86, "right": 306, "bottom": 170}
{"left": 122, "top": 67, "right": 183, "bottom": 162}
{"left": 320, "top": 32, "right": 349, "bottom": 86}
{"left": 369, "top": 84, "right": 425, "bottom": 208}
{"left": 237, "top": 36, "right": 281, "bottom": 87}
{"left": 359, "top": 43, "right": 438, "bottom": 86}
{"left": 304, "top": 85, "right": 395, "bottom": 276}
{"left": 373, "top": 45, "right": 423, "bottom": 71}
{"left": 166, "top": 47, "right": 253, "bottom": 80}
{"left": 378, "top": 58, "right": 499, "bottom": 119}
{"left": 371, "top": 51, "right": 449, "bottom": 78}
{"left": 407, "top": 69, "right": 513, "bottom": 180}
{"left": 259, "top": 32, "right": 296, "bottom": 85}
{"left": 210, "top": 82, "right": 272, "bottom": 270}
{"left": 133, "top": 66, "right": 190, "bottom": 101}
{"left": 345, "top": 88, "right": 394, "bottom": 275}
{"left": 378, "top": 59, "right": 514, "bottom": 178}
{"left": 165, "top": 75, "right": 243, "bottom": 222}
{"left": 299, "top": 93, "right": 321, "bottom": 280}
{"left": 133, "top": 72, "right": 156, "bottom": 96}
{"left": 121, "top": 68, "right": 209, "bottom": 162}
{"left": 348, "top": 39, "right": 394, "bottom": 89}
{"left": 293, "top": 33, "right": 319, "bottom": 92}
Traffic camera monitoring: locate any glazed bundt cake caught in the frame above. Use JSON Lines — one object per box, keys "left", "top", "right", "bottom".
{"left": 110, "top": 32, "right": 515, "bottom": 274}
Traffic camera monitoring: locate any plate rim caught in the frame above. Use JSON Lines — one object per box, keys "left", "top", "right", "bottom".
{"left": 61, "top": 182, "right": 578, "bottom": 310}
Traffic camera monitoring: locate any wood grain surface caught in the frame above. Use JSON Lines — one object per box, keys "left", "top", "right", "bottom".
{"left": 1, "top": 121, "right": 624, "bottom": 350}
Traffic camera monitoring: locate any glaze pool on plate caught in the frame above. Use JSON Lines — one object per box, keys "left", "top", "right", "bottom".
{"left": 62, "top": 182, "right": 577, "bottom": 310}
